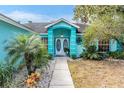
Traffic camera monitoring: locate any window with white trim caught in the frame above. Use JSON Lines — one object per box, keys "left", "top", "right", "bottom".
{"left": 98, "top": 40, "right": 109, "bottom": 52}
{"left": 41, "top": 37, "right": 48, "bottom": 48}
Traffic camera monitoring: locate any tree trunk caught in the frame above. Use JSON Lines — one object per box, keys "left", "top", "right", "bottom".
{"left": 24, "top": 53, "right": 33, "bottom": 75}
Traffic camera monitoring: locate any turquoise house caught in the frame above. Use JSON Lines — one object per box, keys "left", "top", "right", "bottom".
{"left": 25, "top": 18, "right": 87, "bottom": 57}
{"left": 25, "top": 18, "right": 122, "bottom": 57}
{"left": 0, "top": 14, "right": 122, "bottom": 61}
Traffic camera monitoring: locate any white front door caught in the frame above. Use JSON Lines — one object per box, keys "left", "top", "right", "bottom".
{"left": 55, "top": 38, "right": 69, "bottom": 56}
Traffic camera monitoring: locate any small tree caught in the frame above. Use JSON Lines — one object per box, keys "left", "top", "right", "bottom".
{"left": 5, "top": 34, "right": 49, "bottom": 75}
{"left": 84, "top": 15, "right": 124, "bottom": 49}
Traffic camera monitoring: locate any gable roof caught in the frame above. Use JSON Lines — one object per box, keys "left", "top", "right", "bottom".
{"left": 0, "top": 13, "right": 34, "bottom": 33}
{"left": 24, "top": 22, "right": 88, "bottom": 34}
{"left": 45, "top": 18, "right": 80, "bottom": 29}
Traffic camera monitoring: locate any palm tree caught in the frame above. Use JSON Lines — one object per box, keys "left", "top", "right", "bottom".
{"left": 5, "top": 34, "right": 49, "bottom": 75}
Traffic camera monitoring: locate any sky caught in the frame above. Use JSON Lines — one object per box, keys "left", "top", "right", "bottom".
{"left": 0, "top": 5, "right": 75, "bottom": 23}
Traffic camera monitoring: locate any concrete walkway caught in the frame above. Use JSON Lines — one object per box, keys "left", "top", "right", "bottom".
{"left": 49, "top": 57, "right": 74, "bottom": 88}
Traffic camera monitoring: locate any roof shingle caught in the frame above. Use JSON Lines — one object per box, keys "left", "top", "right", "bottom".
{"left": 24, "top": 22, "right": 88, "bottom": 33}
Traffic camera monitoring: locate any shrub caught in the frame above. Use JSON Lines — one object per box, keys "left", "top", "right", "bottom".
{"left": 108, "top": 51, "right": 124, "bottom": 59}
{"left": 71, "top": 54, "right": 77, "bottom": 59}
{"left": 80, "top": 45, "right": 108, "bottom": 60}
{"left": 87, "top": 45, "right": 97, "bottom": 53}
{"left": 98, "top": 52, "right": 109, "bottom": 59}
{"left": 48, "top": 54, "right": 53, "bottom": 60}
{"left": 81, "top": 52, "right": 101, "bottom": 60}
{"left": 0, "top": 63, "right": 14, "bottom": 87}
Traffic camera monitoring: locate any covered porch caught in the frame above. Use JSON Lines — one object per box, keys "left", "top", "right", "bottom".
{"left": 46, "top": 18, "right": 79, "bottom": 57}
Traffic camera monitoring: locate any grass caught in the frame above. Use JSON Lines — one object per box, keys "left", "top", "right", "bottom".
{"left": 68, "top": 59, "right": 124, "bottom": 88}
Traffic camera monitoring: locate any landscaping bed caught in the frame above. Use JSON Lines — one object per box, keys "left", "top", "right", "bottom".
{"left": 68, "top": 59, "right": 124, "bottom": 88}
{"left": 2, "top": 60, "right": 55, "bottom": 88}
{"left": 0, "top": 34, "right": 55, "bottom": 88}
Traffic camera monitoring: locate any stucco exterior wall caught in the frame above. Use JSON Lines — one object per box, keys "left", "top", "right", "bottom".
{"left": 76, "top": 35, "right": 85, "bottom": 57}
{"left": 109, "top": 39, "right": 118, "bottom": 51}
{"left": 0, "top": 20, "right": 31, "bottom": 62}
{"left": 48, "top": 28, "right": 54, "bottom": 55}
{"left": 70, "top": 27, "right": 77, "bottom": 56}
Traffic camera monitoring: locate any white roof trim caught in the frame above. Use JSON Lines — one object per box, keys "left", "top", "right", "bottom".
{"left": 45, "top": 18, "right": 80, "bottom": 29}
{"left": 0, "top": 13, "right": 35, "bottom": 33}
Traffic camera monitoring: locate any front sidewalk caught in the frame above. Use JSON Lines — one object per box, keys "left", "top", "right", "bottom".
{"left": 49, "top": 57, "right": 74, "bottom": 88}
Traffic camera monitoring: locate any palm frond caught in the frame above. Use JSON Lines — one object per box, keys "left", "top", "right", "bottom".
{"left": 9, "top": 53, "right": 22, "bottom": 65}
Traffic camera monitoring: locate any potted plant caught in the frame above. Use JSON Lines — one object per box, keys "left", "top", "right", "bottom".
{"left": 64, "top": 47, "right": 70, "bottom": 56}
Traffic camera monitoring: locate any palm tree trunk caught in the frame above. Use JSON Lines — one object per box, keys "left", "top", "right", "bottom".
{"left": 24, "top": 53, "right": 33, "bottom": 75}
